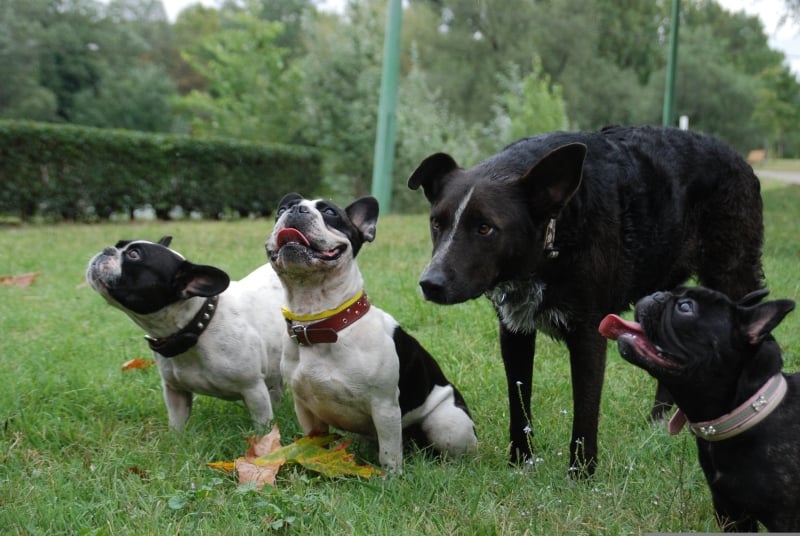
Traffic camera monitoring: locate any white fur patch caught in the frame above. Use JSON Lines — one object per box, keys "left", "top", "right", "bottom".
{"left": 430, "top": 186, "right": 475, "bottom": 266}
{"left": 487, "top": 278, "right": 569, "bottom": 336}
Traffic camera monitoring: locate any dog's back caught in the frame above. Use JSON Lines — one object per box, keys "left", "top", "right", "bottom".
{"left": 493, "top": 126, "right": 763, "bottom": 305}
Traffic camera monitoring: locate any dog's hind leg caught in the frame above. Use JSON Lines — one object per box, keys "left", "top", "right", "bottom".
{"left": 565, "top": 327, "right": 607, "bottom": 478}
{"left": 696, "top": 176, "right": 764, "bottom": 301}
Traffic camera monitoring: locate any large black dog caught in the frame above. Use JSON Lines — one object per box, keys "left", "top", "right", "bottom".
{"left": 600, "top": 287, "right": 798, "bottom": 532}
{"left": 407, "top": 125, "right": 764, "bottom": 475}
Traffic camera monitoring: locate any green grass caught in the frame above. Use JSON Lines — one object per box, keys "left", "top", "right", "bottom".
{"left": 2, "top": 183, "right": 799, "bottom": 534}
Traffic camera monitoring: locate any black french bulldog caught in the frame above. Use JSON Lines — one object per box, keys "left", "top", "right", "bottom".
{"left": 600, "top": 286, "right": 798, "bottom": 532}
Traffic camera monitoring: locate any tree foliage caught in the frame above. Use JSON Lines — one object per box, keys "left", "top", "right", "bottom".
{"left": 2, "top": 0, "right": 800, "bottom": 214}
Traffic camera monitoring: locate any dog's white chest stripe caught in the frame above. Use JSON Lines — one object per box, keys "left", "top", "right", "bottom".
{"left": 432, "top": 186, "right": 474, "bottom": 264}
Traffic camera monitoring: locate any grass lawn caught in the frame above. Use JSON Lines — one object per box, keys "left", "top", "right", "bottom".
{"left": 1, "top": 181, "right": 799, "bottom": 535}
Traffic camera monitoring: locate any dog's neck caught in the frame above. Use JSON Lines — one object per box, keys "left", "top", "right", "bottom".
{"left": 279, "top": 263, "right": 364, "bottom": 320}
{"left": 670, "top": 341, "right": 784, "bottom": 423}
{"left": 669, "top": 373, "right": 787, "bottom": 441}
{"left": 122, "top": 296, "right": 211, "bottom": 339}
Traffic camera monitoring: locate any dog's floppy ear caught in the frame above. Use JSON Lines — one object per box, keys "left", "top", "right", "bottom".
{"left": 519, "top": 143, "right": 587, "bottom": 218}
{"left": 346, "top": 196, "right": 380, "bottom": 243}
{"left": 174, "top": 262, "right": 230, "bottom": 299}
{"left": 739, "top": 298, "right": 796, "bottom": 345}
{"left": 158, "top": 236, "right": 173, "bottom": 247}
{"left": 407, "top": 153, "right": 460, "bottom": 203}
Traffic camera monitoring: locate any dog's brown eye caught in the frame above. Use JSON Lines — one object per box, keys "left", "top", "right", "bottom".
{"left": 430, "top": 218, "right": 441, "bottom": 231}
{"left": 477, "top": 223, "right": 494, "bottom": 236}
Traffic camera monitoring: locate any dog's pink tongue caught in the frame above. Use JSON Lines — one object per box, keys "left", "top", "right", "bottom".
{"left": 277, "top": 228, "right": 310, "bottom": 248}
{"left": 598, "top": 314, "right": 644, "bottom": 340}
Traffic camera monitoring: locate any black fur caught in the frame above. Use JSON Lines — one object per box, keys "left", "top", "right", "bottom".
{"left": 614, "top": 286, "right": 798, "bottom": 532}
{"left": 105, "top": 238, "right": 229, "bottom": 314}
{"left": 408, "top": 125, "right": 764, "bottom": 475}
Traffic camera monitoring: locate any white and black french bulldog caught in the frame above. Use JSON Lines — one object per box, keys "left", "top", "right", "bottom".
{"left": 87, "top": 236, "right": 284, "bottom": 431}
{"left": 265, "top": 193, "right": 477, "bottom": 473}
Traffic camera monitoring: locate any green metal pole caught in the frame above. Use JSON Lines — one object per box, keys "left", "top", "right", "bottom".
{"left": 662, "top": 0, "right": 680, "bottom": 126}
{"left": 371, "top": 0, "right": 402, "bottom": 213}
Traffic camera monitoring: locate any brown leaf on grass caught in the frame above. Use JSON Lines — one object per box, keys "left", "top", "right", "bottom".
{"left": 121, "top": 358, "right": 155, "bottom": 371}
{"left": 245, "top": 426, "right": 282, "bottom": 457}
{"left": 235, "top": 456, "right": 282, "bottom": 489}
{"left": 208, "top": 425, "right": 283, "bottom": 489}
{"left": 1, "top": 272, "right": 40, "bottom": 287}
{"left": 207, "top": 425, "right": 381, "bottom": 489}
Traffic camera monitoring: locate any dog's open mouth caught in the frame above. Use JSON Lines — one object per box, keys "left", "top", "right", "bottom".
{"left": 598, "top": 314, "right": 684, "bottom": 369}
{"left": 276, "top": 228, "right": 346, "bottom": 261}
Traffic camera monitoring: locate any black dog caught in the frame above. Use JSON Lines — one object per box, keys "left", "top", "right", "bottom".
{"left": 407, "top": 125, "right": 764, "bottom": 475}
{"left": 600, "top": 286, "right": 798, "bottom": 532}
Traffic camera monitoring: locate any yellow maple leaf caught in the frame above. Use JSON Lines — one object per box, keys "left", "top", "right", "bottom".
{"left": 207, "top": 426, "right": 381, "bottom": 489}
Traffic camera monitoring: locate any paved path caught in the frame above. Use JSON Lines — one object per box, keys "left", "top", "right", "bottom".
{"left": 755, "top": 169, "right": 800, "bottom": 184}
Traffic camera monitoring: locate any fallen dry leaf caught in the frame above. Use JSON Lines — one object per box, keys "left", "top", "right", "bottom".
{"left": 122, "top": 358, "right": 155, "bottom": 371}
{"left": 207, "top": 425, "right": 381, "bottom": 489}
{"left": 1, "top": 272, "right": 40, "bottom": 287}
{"left": 246, "top": 426, "right": 282, "bottom": 457}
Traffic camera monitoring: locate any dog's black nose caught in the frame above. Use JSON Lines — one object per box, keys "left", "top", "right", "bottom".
{"left": 103, "top": 247, "right": 116, "bottom": 256}
{"left": 290, "top": 205, "right": 309, "bottom": 214}
{"left": 651, "top": 291, "right": 668, "bottom": 303}
{"left": 419, "top": 272, "right": 448, "bottom": 302}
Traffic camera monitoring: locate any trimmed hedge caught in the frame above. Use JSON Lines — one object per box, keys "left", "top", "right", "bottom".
{"left": 0, "top": 120, "right": 322, "bottom": 221}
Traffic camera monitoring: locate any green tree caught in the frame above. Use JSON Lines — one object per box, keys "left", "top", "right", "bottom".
{"left": 300, "top": 0, "right": 385, "bottom": 197}
{"left": 752, "top": 64, "right": 800, "bottom": 157}
{"left": 0, "top": 0, "right": 58, "bottom": 120}
{"left": 490, "top": 60, "right": 568, "bottom": 142}
{"left": 71, "top": 63, "right": 177, "bottom": 131}
{"left": 174, "top": 3, "right": 303, "bottom": 143}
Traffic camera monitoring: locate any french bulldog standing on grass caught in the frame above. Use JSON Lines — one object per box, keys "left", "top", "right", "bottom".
{"left": 265, "top": 193, "right": 477, "bottom": 473}
{"left": 87, "top": 236, "right": 284, "bottom": 431}
{"left": 600, "top": 286, "right": 799, "bottom": 532}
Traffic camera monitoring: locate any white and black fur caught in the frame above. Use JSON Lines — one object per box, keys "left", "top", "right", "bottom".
{"left": 265, "top": 193, "right": 477, "bottom": 473}
{"left": 86, "top": 237, "right": 284, "bottom": 431}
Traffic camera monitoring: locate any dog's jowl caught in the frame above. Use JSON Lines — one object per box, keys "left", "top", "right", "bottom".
{"left": 408, "top": 125, "right": 764, "bottom": 475}
{"left": 87, "top": 236, "right": 285, "bottom": 431}
{"left": 265, "top": 193, "right": 477, "bottom": 473}
{"left": 600, "top": 287, "right": 798, "bottom": 532}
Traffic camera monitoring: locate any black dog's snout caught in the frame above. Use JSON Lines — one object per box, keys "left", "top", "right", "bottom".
{"left": 651, "top": 291, "right": 668, "bottom": 303}
{"left": 419, "top": 271, "right": 448, "bottom": 302}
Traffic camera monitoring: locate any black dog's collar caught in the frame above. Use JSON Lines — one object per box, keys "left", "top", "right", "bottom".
{"left": 145, "top": 295, "right": 219, "bottom": 358}
{"left": 668, "top": 373, "right": 788, "bottom": 441}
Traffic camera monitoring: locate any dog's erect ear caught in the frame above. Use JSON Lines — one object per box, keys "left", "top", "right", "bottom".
{"left": 519, "top": 143, "right": 587, "bottom": 218}
{"left": 739, "top": 299, "right": 796, "bottom": 345}
{"left": 158, "top": 236, "right": 173, "bottom": 247}
{"left": 346, "top": 196, "right": 380, "bottom": 243}
{"left": 737, "top": 288, "right": 770, "bottom": 307}
{"left": 407, "top": 153, "right": 460, "bottom": 203}
{"left": 174, "top": 262, "right": 231, "bottom": 299}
